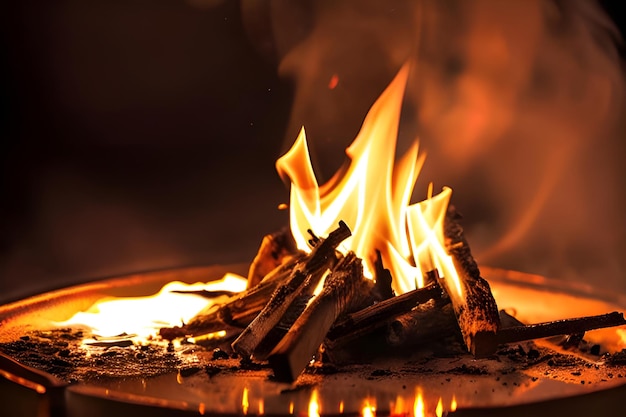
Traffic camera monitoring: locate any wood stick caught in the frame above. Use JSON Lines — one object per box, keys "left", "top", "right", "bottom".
{"left": 267, "top": 253, "right": 365, "bottom": 382}
{"left": 325, "top": 281, "right": 443, "bottom": 347}
{"left": 442, "top": 206, "right": 500, "bottom": 357}
{"left": 496, "top": 312, "right": 626, "bottom": 345}
{"left": 230, "top": 221, "right": 352, "bottom": 358}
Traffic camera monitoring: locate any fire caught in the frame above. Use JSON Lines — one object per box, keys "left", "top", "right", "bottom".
{"left": 57, "top": 273, "right": 247, "bottom": 341}
{"left": 309, "top": 389, "right": 321, "bottom": 417}
{"left": 276, "top": 64, "right": 461, "bottom": 296}
{"left": 413, "top": 388, "right": 425, "bottom": 417}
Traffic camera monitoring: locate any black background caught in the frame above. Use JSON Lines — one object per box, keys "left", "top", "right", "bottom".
{"left": 0, "top": 1, "right": 624, "bottom": 303}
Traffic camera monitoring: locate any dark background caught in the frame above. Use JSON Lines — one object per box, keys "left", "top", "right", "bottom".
{"left": 0, "top": 0, "right": 624, "bottom": 303}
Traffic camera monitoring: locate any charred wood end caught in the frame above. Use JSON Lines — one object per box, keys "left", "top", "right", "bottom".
{"left": 373, "top": 249, "right": 394, "bottom": 301}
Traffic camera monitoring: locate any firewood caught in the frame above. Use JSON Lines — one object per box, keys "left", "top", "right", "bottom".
{"left": 230, "top": 221, "right": 352, "bottom": 358}
{"left": 442, "top": 206, "right": 501, "bottom": 357}
{"left": 247, "top": 227, "right": 301, "bottom": 289}
{"left": 325, "top": 281, "right": 444, "bottom": 349}
{"left": 385, "top": 298, "right": 456, "bottom": 347}
{"left": 159, "top": 222, "right": 350, "bottom": 340}
{"left": 267, "top": 252, "right": 366, "bottom": 382}
{"left": 496, "top": 312, "right": 626, "bottom": 345}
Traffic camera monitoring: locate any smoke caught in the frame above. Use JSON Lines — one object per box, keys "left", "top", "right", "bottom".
{"left": 251, "top": 0, "right": 626, "bottom": 289}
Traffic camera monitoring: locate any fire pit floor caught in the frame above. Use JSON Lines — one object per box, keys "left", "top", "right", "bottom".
{"left": 1, "top": 265, "right": 626, "bottom": 416}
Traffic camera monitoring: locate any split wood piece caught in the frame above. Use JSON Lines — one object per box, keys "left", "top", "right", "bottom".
{"left": 268, "top": 253, "right": 365, "bottom": 382}
{"left": 247, "top": 227, "right": 301, "bottom": 289}
{"left": 442, "top": 206, "right": 500, "bottom": 357}
{"left": 324, "top": 281, "right": 443, "bottom": 349}
{"left": 230, "top": 221, "right": 352, "bottom": 358}
{"left": 496, "top": 312, "right": 626, "bottom": 346}
{"left": 386, "top": 298, "right": 457, "bottom": 347}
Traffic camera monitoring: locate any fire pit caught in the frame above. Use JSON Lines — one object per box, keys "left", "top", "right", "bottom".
{"left": 1, "top": 265, "right": 626, "bottom": 417}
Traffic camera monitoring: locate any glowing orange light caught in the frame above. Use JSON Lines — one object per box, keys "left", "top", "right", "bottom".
{"left": 328, "top": 74, "right": 339, "bottom": 89}
{"left": 276, "top": 64, "right": 460, "bottom": 295}
{"left": 289, "top": 401, "right": 295, "bottom": 414}
{"left": 242, "top": 387, "right": 249, "bottom": 415}
{"left": 362, "top": 398, "right": 376, "bottom": 417}
{"left": 450, "top": 395, "right": 458, "bottom": 412}
{"left": 259, "top": 399, "right": 265, "bottom": 415}
{"left": 339, "top": 400, "right": 345, "bottom": 414}
{"left": 435, "top": 398, "right": 443, "bottom": 417}
{"left": 414, "top": 388, "right": 425, "bottom": 417}
{"left": 392, "top": 395, "right": 407, "bottom": 416}
{"left": 56, "top": 274, "right": 247, "bottom": 341}
{"left": 199, "top": 402, "right": 206, "bottom": 415}
{"left": 309, "top": 389, "right": 320, "bottom": 417}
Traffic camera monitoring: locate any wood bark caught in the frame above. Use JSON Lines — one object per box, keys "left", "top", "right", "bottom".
{"left": 442, "top": 206, "right": 501, "bottom": 357}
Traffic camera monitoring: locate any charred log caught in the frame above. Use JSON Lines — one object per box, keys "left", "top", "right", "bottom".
{"left": 442, "top": 206, "right": 501, "bottom": 357}
{"left": 325, "top": 281, "right": 444, "bottom": 349}
{"left": 496, "top": 312, "right": 626, "bottom": 346}
{"left": 267, "top": 253, "right": 366, "bottom": 382}
{"left": 230, "top": 222, "right": 352, "bottom": 358}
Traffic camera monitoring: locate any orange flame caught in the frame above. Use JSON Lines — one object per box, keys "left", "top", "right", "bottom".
{"left": 57, "top": 273, "right": 247, "bottom": 341}
{"left": 309, "top": 389, "right": 321, "bottom": 417}
{"left": 277, "top": 64, "right": 461, "bottom": 295}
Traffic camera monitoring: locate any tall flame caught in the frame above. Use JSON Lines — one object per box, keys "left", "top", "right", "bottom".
{"left": 276, "top": 64, "right": 459, "bottom": 295}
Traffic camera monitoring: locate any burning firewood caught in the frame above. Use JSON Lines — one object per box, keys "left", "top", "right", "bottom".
{"left": 159, "top": 222, "right": 350, "bottom": 341}
{"left": 442, "top": 206, "right": 501, "bottom": 357}
{"left": 231, "top": 221, "right": 351, "bottom": 358}
{"left": 267, "top": 252, "right": 367, "bottom": 382}
{"left": 324, "top": 281, "right": 445, "bottom": 350}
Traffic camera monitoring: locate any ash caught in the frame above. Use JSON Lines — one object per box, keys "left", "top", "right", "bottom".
{"left": 2, "top": 327, "right": 626, "bottom": 388}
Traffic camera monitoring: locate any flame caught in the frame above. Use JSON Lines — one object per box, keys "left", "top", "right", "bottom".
{"left": 309, "top": 389, "right": 321, "bottom": 417}
{"left": 362, "top": 398, "right": 376, "bottom": 417}
{"left": 276, "top": 64, "right": 461, "bottom": 295}
{"left": 242, "top": 387, "right": 249, "bottom": 415}
{"left": 57, "top": 273, "right": 247, "bottom": 340}
{"left": 450, "top": 395, "right": 457, "bottom": 412}
{"left": 413, "top": 388, "right": 425, "bottom": 417}
{"left": 435, "top": 398, "right": 443, "bottom": 417}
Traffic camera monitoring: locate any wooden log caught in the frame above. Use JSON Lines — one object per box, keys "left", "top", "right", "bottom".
{"left": 247, "top": 227, "right": 301, "bottom": 289}
{"left": 442, "top": 206, "right": 501, "bottom": 357}
{"left": 230, "top": 221, "right": 352, "bottom": 358}
{"left": 385, "top": 298, "right": 456, "bottom": 347}
{"left": 325, "top": 281, "right": 444, "bottom": 348}
{"left": 496, "top": 312, "right": 626, "bottom": 345}
{"left": 267, "top": 253, "right": 365, "bottom": 382}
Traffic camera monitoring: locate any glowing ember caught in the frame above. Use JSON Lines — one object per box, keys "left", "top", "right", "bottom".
{"left": 57, "top": 273, "right": 247, "bottom": 341}
{"left": 276, "top": 64, "right": 461, "bottom": 296}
